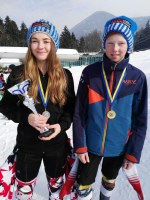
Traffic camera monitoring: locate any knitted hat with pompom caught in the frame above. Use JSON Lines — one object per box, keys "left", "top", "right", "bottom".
{"left": 26, "top": 19, "right": 59, "bottom": 50}
{"left": 103, "top": 16, "right": 138, "bottom": 53}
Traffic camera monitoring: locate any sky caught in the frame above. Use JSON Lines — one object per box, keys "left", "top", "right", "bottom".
{"left": 0, "top": 0, "right": 150, "bottom": 34}
{"left": 0, "top": 49, "right": 150, "bottom": 199}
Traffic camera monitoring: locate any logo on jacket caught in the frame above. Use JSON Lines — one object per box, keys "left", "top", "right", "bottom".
{"left": 123, "top": 80, "right": 136, "bottom": 84}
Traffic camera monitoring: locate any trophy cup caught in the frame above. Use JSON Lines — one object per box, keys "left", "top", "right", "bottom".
{"left": 8, "top": 79, "right": 54, "bottom": 137}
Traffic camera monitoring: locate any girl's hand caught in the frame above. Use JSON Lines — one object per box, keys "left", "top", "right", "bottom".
{"left": 39, "top": 123, "right": 61, "bottom": 141}
{"left": 28, "top": 113, "right": 48, "bottom": 132}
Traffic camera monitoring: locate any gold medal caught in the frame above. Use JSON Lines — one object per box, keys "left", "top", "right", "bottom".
{"left": 107, "top": 110, "right": 116, "bottom": 119}
{"left": 42, "top": 110, "right": 50, "bottom": 118}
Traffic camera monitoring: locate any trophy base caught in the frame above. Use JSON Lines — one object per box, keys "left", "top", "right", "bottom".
{"left": 39, "top": 128, "right": 55, "bottom": 138}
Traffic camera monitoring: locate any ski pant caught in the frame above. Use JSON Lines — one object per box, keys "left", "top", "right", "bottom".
{"left": 15, "top": 147, "right": 68, "bottom": 200}
{"left": 76, "top": 153, "right": 124, "bottom": 200}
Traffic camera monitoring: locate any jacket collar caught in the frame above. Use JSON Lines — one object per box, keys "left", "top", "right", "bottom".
{"left": 103, "top": 53, "right": 129, "bottom": 72}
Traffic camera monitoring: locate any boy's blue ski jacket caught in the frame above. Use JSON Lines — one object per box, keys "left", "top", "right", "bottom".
{"left": 73, "top": 54, "right": 147, "bottom": 163}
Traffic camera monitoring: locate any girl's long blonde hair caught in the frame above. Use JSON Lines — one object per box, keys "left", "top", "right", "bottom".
{"left": 22, "top": 41, "right": 67, "bottom": 106}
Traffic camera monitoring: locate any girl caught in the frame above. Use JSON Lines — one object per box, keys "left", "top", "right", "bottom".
{"left": 0, "top": 19, "right": 75, "bottom": 200}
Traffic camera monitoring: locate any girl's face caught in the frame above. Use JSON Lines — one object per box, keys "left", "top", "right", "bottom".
{"left": 105, "top": 33, "right": 128, "bottom": 63}
{"left": 30, "top": 32, "right": 51, "bottom": 63}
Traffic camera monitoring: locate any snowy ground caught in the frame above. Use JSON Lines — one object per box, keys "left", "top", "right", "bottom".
{"left": 0, "top": 49, "right": 150, "bottom": 199}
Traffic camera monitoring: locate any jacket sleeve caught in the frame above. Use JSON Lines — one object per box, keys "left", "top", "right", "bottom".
{"left": 73, "top": 68, "right": 89, "bottom": 154}
{"left": 0, "top": 68, "right": 31, "bottom": 123}
{"left": 58, "top": 69, "right": 76, "bottom": 132}
{"left": 125, "top": 74, "right": 148, "bottom": 163}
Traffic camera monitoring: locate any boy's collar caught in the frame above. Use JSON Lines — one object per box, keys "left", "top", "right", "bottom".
{"left": 103, "top": 53, "right": 129, "bottom": 71}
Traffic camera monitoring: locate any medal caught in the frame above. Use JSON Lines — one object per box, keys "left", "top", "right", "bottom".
{"left": 38, "top": 71, "right": 50, "bottom": 118}
{"left": 101, "top": 63, "right": 127, "bottom": 120}
{"left": 107, "top": 110, "right": 116, "bottom": 119}
{"left": 42, "top": 110, "right": 50, "bottom": 118}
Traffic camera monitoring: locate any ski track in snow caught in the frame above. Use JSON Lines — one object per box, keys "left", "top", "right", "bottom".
{"left": 0, "top": 50, "right": 150, "bottom": 199}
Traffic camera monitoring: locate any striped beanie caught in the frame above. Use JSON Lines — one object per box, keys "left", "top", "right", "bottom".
{"left": 26, "top": 19, "right": 59, "bottom": 50}
{"left": 103, "top": 16, "right": 137, "bottom": 53}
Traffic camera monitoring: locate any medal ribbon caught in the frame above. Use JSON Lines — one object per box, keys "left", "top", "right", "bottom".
{"left": 38, "top": 72, "right": 49, "bottom": 110}
{"left": 101, "top": 63, "right": 126, "bottom": 154}
{"left": 102, "top": 63, "right": 126, "bottom": 107}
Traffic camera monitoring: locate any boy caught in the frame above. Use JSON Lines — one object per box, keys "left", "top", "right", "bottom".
{"left": 73, "top": 16, "right": 147, "bottom": 200}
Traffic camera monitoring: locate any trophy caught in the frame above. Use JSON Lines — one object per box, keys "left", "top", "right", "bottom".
{"left": 8, "top": 79, "right": 54, "bottom": 137}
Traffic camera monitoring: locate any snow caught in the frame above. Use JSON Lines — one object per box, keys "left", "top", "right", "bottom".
{"left": 0, "top": 49, "right": 150, "bottom": 200}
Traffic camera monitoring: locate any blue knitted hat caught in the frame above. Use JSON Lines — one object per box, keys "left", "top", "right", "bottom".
{"left": 26, "top": 19, "right": 59, "bottom": 50}
{"left": 103, "top": 16, "right": 137, "bottom": 53}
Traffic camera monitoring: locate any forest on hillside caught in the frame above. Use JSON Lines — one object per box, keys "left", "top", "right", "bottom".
{"left": 0, "top": 16, "right": 150, "bottom": 52}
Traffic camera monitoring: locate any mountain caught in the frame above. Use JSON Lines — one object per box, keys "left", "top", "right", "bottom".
{"left": 133, "top": 16, "right": 150, "bottom": 30}
{"left": 70, "top": 11, "right": 150, "bottom": 39}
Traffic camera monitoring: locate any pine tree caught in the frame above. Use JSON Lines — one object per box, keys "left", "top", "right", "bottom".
{"left": 4, "top": 16, "right": 19, "bottom": 46}
{"left": 134, "top": 20, "right": 150, "bottom": 51}
{"left": 79, "top": 30, "right": 102, "bottom": 52}
{"left": 19, "top": 22, "right": 28, "bottom": 46}
{"left": 60, "top": 26, "right": 72, "bottom": 48}
{"left": 0, "top": 18, "right": 4, "bottom": 34}
{"left": 144, "top": 20, "right": 150, "bottom": 38}
{"left": 78, "top": 37, "right": 86, "bottom": 52}
{"left": 0, "top": 18, "right": 4, "bottom": 45}
{"left": 71, "top": 33, "right": 78, "bottom": 49}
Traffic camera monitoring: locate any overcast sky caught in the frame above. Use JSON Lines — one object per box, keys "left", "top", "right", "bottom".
{"left": 0, "top": 0, "right": 150, "bottom": 34}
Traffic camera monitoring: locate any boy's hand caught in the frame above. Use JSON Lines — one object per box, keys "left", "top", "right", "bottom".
{"left": 122, "top": 159, "right": 134, "bottom": 170}
{"left": 77, "top": 152, "right": 90, "bottom": 164}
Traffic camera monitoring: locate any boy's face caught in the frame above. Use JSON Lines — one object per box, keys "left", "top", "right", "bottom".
{"left": 105, "top": 33, "right": 128, "bottom": 63}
